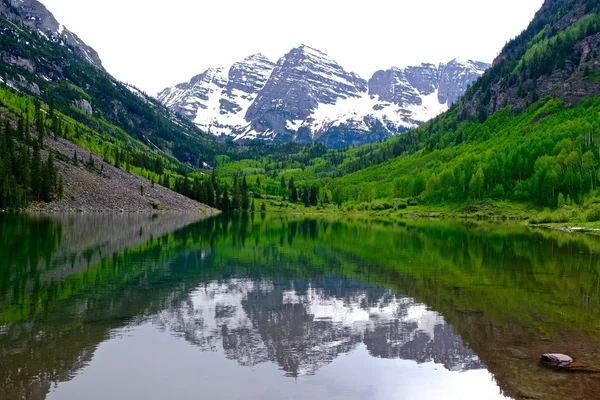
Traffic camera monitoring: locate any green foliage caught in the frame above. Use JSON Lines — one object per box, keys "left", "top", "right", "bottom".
{"left": 514, "top": 13, "right": 600, "bottom": 77}
{"left": 557, "top": 192, "right": 566, "bottom": 208}
{"left": 586, "top": 205, "right": 600, "bottom": 221}
{"left": 216, "top": 95, "right": 600, "bottom": 212}
{"left": 0, "top": 113, "right": 60, "bottom": 209}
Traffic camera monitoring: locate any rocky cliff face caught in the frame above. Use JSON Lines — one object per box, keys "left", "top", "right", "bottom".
{"left": 245, "top": 45, "right": 368, "bottom": 140}
{"left": 438, "top": 59, "right": 491, "bottom": 105}
{"left": 157, "top": 54, "right": 275, "bottom": 138}
{"left": 0, "top": 0, "right": 103, "bottom": 69}
{"left": 158, "top": 46, "right": 489, "bottom": 148}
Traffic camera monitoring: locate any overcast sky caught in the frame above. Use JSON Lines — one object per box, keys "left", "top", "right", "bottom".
{"left": 39, "top": 0, "right": 544, "bottom": 95}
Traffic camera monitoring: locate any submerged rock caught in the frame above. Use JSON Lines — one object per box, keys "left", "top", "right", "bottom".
{"left": 541, "top": 354, "right": 573, "bottom": 366}
{"left": 540, "top": 353, "right": 598, "bottom": 372}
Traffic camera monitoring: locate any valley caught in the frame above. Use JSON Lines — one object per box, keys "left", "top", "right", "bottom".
{"left": 3, "top": 1, "right": 600, "bottom": 399}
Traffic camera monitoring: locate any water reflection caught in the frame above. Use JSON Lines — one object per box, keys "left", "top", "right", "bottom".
{"left": 154, "top": 279, "right": 483, "bottom": 377}
{"left": 2, "top": 213, "right": 600, "bottom": 399}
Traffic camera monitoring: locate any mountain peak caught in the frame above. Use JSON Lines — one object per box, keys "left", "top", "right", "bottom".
{"left": 243, "top": 53, "right": 272, "bottom": 63}
{"left": 159, "top": 48, "right": 488, "bottom": 147}
{"left": 289, "top": 44, "right": 335, "bottom": 62}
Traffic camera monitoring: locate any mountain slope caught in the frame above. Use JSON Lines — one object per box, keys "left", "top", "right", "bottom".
{"left": 0, "top": 0, "right": 234, "bottom": 211}
{"left": 459, "top": 0, "right": 600, "bottom": 120}
{"left": 0, "top": 0, "right": 236, "bottom": 167}
{"left": 0, "top": 0, "right": 103, "bottom": 69}
{"left": 158, "top": 46, "right": 488, "bottom": 148}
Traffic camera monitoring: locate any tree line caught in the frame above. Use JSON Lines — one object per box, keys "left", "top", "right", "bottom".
{"left": 0, "top": 109, "right": 62, "bottom": 209}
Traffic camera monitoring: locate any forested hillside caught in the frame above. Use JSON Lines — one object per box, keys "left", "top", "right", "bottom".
{"left": 212, "top": 0, "right": 600, "bottom": 221}
{"left": 0, "top": 107, "right": 61, "bottom": 208}
{"left": 0, "top": 5, "right": 233, "bottom": 166}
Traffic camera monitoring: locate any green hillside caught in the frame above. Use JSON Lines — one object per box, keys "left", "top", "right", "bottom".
{"left": 211, "top": 1, "right": 600, "bottom": 222}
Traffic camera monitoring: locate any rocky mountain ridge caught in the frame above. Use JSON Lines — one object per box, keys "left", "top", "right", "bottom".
{"left": 158, "top": 45, "right": 489, "bottom": 147}
{"left": 0, "top": 0, "right": 103, "bottom": 69}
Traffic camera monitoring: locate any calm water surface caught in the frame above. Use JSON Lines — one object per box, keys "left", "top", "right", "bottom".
{"left": 1, "top": 213, "right": 600, "bottom": 400}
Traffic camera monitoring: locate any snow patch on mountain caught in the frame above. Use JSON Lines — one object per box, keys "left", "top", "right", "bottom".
{"left": 157, "top": 46, "right": 489, "bottom": 147}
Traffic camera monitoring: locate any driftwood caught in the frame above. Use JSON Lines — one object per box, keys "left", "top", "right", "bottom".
{"left": 540, "top": 353, "right": 599, "bottom": 373}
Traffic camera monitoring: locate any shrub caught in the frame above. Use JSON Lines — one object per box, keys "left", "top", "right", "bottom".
{"left": 370, "top": 201, "right": 393, "bottom": 211}
{"left": 586, "top": 206, "right": 600, "bottom": 222}
{"left": 391, "top": 198, "right": 408, "bottom": 209}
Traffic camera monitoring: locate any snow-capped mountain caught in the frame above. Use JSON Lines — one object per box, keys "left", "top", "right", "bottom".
{"left": 157, "top": 54, "right": 275, "bottom": 137}
{"left": 158, "top": 45, "right": 489, "bottom": 148}
{"left": 154, "top": 278, "right": 485, "bottom": 377}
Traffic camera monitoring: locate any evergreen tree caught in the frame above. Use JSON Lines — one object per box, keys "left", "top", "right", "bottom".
{"left": 87, "top": 152, "right": 95, "bottom": 169}
{"left": 41, "top": 151, "right": 56, "bottom": 202}
{"left": 242, "top": 188, "right": 250, "bottom": 212}
{"left": 48, "top": 97, "right": 55, "bottom": 120}
{"left": 31, "top": 145, "right": 42, "bottom": 200}
{"left": 302, "top": 188, "right": 310, "bottom": 207}
{"left": 310, "top": 186, "right": 318, "bottom": 206}
{"left": 216, "top": 185, "right": 223, "bottom": 210}
{"left": 203, "top": 179, "right": 215, "bottom": 207}
{"left": 221, "top": 186, "right": 231, "bottom": 212}
{"left": 57, "top": 173, "right": 64, "bottom": 200}
{"left": 232, "top": 183, "right": 242, "bottom": 211}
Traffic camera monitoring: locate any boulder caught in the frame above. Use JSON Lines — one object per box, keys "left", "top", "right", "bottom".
{"left": 74, "top": 99, "right": 93, "bottom": 115}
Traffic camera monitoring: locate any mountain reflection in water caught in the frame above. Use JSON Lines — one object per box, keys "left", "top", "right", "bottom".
{"left": 154, "top": 278, "right": 484, "bottom": 377}
{"left": 5, "top": 213, "right": 600, "bottom": 399}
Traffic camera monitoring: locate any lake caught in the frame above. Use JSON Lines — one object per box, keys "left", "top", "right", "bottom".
{"left": 1, "top": 213, "right": 600, "bottom": 400}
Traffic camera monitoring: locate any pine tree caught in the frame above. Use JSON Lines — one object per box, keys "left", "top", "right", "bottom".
{"left": 87, "top": 152, "right": 95, "bottom": 169}
{"left": 232, "top": 183, "right": 242, "bottom": 211}
{"left": 302, "top": 188, "right": 310, "bottom": 207}
{"left": 310, "top": 186, "right": 318, "bottom": 206}
{"left": 31, "top": 145, "right": 42, "bottom": 200}
{"left": 48, "top": 97, "right": 55, "bottom": 120}
{"left": 57, "top": 173, "right": 64, "bottom": 200}
{"left": 204, "top": 179, "right": 215, "bottom": 207}
{"left": 41, "top": 151, "right": 56, "bottom": 202}
{"left": 221, "top": 186, "right": 231, "bottom": 211}
{"left": 241, "top": 177, "right": 249, "bottom": 211}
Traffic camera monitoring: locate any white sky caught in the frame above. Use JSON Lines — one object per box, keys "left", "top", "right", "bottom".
{"left": 39, "top": 0, "right": 545, "bottom": 95}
